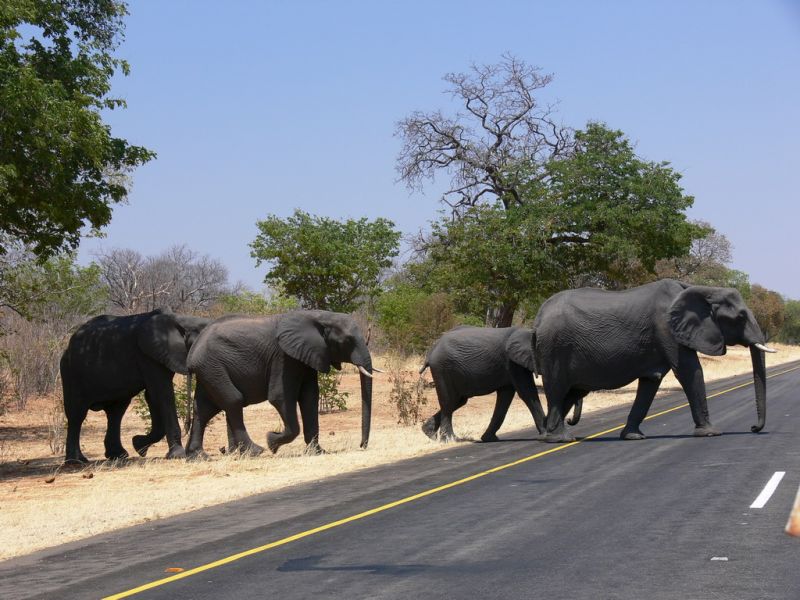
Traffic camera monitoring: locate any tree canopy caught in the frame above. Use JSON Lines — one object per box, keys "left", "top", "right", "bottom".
{"left": 0, "top": 0, "right": 154, "bottom": 258}
{"left": 410, "top": 123, "right": 705, "bottom": 325}
{"left": 250, "top": 210, "right": 401, "bottom": 313}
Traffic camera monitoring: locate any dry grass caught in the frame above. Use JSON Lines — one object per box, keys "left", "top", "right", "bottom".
{"left": 0, "top": 344, "right": 798, "bottom": 561}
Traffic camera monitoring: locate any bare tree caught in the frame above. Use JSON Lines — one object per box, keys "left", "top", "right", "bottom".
{"left": 656, "top": 221, "right": 733, "bottom": 283}
{"left": 95, "top": 247, "right": 151, "bottom": 312}
{"left": 395, "top": 53, "right": 573, "bottom": 212}
{"left": 95, "top": 245, "right": 229, "bottom": 314}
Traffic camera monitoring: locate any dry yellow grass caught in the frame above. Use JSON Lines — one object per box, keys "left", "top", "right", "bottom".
{"left": 0, "top": 344, "right": 798, "bottom": 561}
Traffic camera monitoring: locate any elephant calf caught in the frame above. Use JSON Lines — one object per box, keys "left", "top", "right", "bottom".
{"left": 420, "top": 326, "right": 548, "bottom": 442}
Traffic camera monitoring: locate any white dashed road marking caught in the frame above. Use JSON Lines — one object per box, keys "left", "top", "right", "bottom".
{"left": 750, "top": 472, "right": 786, "bottom": 509}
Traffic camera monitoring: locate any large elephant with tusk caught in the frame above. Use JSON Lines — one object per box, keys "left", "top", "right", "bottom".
{"left": 185, "top": 310, "right": 375, "bottom": 457}
{"left": 532, "top": 279, "right": 775, "bottom": 443}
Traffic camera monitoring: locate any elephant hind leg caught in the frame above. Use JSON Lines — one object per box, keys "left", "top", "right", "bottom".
{"left": 421, "top": 411, "right": 442, "bottom": 440}
{"left": 63, "top": 385, "right": 89, "bottom": 464}
{"left": 226, "top": 405, "right": 264, "bottom": 456}
{"left": 481, "top": 387, "right": 514, "bottom": 442}
{"left": 104, "top": 398, "right": 131, "bottom": 460}
{"left": 186, "top": 383, "right": 220, "bottom": 458}
{"left": 620, "top": 377, "right": 663, "bottom": 440}
{"left": 544, "top": 387, "right": 582, "bottom": 444}
{"left": 439, "top": 396, "right": 467, "bottom": 442}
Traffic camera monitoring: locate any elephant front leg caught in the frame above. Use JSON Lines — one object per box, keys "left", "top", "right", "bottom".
{"left": 142, "top": 370, "right": 187, "bottom": 459}
{"left": 481, "top": 388, "right": 515, "bottom": 442}
{"left": 298, "top": 377, "right": 326, "bottom": 454}
{"left": 266, "top": 395, "right": 301, "bottom": 454}
{"left": 674, "top": 349, "right": 721, "bottom": 437}
{"left": 132, "top": 390, "right": 166, "bottom": 457}
{"left": 620, "top": 377, "right": 662, "bottom": 440}
{"left": 509, "top": 363, "right": 546, "bottom": 434}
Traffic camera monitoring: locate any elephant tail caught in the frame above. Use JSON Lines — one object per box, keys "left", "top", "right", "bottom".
{"left": 419, "top": 361, "right": 429, "bottom": 375}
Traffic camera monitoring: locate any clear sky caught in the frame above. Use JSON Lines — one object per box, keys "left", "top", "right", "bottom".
{"left": 79, "top": 0, "right": 800, "bottom": 298}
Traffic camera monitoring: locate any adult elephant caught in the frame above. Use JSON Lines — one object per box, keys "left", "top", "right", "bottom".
{"left": 533, "top": 279, "right": 775, "bottom": 443}
{"left": 60, "top": 308, "right": 210, "bottom": 464}
{"left": 185, "top": 310, "right": 374, "bottom": 457}
{"left": 419, "top": 326, "right": 566, "bottom": 442}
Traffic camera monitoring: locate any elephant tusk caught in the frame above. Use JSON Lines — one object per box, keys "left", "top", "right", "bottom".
{"left": 357, "top": 366, "right": 373, "bottom": 378}
{"left": 754, "top": 343, "right": 778, "bottom": 354}
{"left": 370, "top": 367, "right": 385, "bottom": 373}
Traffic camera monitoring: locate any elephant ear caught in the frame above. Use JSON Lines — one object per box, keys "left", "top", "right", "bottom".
{"left": 668, "top": 287, "right": 725, "bottom": 356}
{"left": 277, "top": 312, "right": 331, "bottom": 373}
{"left": 505, "top": 328, "right": 538, "bottom": 375}
{"left": 137, "top": 311, "right": 190, "bottom": 374}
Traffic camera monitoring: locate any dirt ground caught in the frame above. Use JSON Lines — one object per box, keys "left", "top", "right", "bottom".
{"left": 1, "top": 345, "right": 798, "bottom": 561}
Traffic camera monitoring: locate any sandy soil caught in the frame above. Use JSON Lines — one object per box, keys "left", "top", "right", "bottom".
{"left": 0, "top": 344, "right": 798, "bottom": 561}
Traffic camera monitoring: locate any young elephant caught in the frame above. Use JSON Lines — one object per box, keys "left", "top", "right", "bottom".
{"left": 60, "top": 308, "right": 210, "bottom": 464}
{"left": 185, "top": 310, "right": 374, "bottom": 457}
{"left": 420, "top": 326, "right": 552, "bottom": 442}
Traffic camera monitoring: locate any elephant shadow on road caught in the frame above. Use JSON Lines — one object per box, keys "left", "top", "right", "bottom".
{"left": 277, "top": 554, "right": 428, "bottom": 576}
{"left": 580, "top": 430, "right": 766, "bottom": 443}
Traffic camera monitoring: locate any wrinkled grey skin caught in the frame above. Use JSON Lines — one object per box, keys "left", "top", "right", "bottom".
{"left": 533, "top": 279, "right": 769, "bottom": 443}
{"left": 60, "top": 308, "right": 210, "bottom": 464}
{"left": 419, "top": 326, "right": 552, "bottom": 442}
{"left": 186, "top": 310, "right": 373, "bottom": 457}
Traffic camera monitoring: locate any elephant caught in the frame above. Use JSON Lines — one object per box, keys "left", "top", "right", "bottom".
{"left": 60, "top": 308, "right": 210, "bottom": 464}
{"left": 419, "top": 325, "right": 566, "bottom": 442}
{"left": 185, "top": 310, "right": 374, "bottom": 458}
{"left": 532, "top": 279, "right": 775, "bottom": 443}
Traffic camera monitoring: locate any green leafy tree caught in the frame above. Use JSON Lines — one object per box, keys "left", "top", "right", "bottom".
{"left": 250, "top": 210, "right": 401, "bottom": 313}
{"left": 0, "top": 0, "right": 155, "bottom": 258}
{"left": 778, "top": 299, "right": 800, "bottom": 344}
{"left": 0, "top": 250, "right": 107, "bottom": 409}
{"left": 748, "top": 284, "right": 785, "bottom": 341}
{"left": 412, "top": 123, "right": 704, "bottom": 325}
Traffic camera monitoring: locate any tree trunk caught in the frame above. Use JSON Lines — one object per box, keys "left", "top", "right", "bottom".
{"left": 488, "top": 302, "right": 517, "bottom": 328}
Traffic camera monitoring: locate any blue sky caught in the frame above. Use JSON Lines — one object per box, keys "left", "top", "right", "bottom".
{"left": 80, "top": 0, "right": 800, "bottom": 298}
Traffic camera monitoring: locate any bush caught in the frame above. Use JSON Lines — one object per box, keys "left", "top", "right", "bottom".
{"left": 779, "top": 299, "right": 800, "bottom": 344}
{"left": 387, "top": 355, "right": 428, "bottom": 425}
{"left": 318, "top": 369, "right": 349, "bottom": 413}
{"left": 376, "top": 284, "right": 480, "bottom": 354}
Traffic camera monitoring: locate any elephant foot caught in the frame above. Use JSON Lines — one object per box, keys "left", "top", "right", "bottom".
{"left": 267, "top": 432, "right": 284, "bottom": 454}
{"left": 304, "top": 442, "right": 327, "bottom": 456}
{"left": 480, "top": 432, "right": 500, "bottom": 443}
{"left": 64, "top": 454, "right": 89, "bottom": 466}
{"left": 620, "top": 427, "right": 647, "bottom": 440}
{"left": 421, "top": 418, "right": 439, "bottom": 441}
{"left": 104, "top": 447, "right": 130, "bottom": 460}
{"left": 132, "top": 435, "right": 152, "bottom": 457}
{"left": 187, "top": 448, "right": 210, "bottom": 461}
{"left": 693, "top": 425, "right": 722, "bottom": 437}
{"left": 543, "top": 432, "right": 577, "bottom": 444}
{"left": 166, "top": 445, "right": 187, "bottom": 459}
{"left": 232, "top": 442, "right": 264, "bottom": 457}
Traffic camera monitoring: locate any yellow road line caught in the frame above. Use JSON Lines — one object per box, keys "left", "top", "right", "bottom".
{"left": 103, "top": 364, "right": 800, "bottom": 599}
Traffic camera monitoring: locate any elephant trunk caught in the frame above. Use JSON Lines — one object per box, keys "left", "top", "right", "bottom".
{"left": 750, "top": 345, "right": 767, "bottom": 433}
{"left": 348, "top": 340, "right": 373, "bottom": 449}
{"left": 359, "top": 368, "right": 373, "bottom": 449}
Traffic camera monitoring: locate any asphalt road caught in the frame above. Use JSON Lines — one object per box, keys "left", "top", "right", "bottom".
{"left": 3, "top": 362, "right": 799, "bottom": 600}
